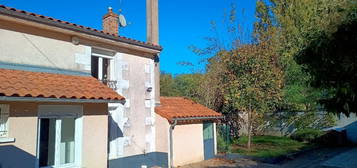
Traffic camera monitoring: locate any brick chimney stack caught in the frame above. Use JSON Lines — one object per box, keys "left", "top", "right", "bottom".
{"left": 103, "top": 7, "right": 119, "bottom": 36}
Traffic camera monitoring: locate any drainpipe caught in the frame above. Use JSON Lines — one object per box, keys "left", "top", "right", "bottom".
{"left": 169, "top": 119, "right": 177, "bottom": 168}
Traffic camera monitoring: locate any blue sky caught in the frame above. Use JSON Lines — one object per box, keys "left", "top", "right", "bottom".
{"left": 1, "top": 0, "right": 256, "bottom": 74}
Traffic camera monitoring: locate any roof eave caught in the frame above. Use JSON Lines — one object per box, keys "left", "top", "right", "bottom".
{"left": 0, "top": 7, "right": 163, "bottom": 53}
{"left": 172, "top": 116, "right": 224, "bottom": 121}
{"left": 0, "top": 96, "right": 125, "bottom": 104}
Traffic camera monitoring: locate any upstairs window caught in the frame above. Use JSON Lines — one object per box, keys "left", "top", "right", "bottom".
{"left": 0, "top": 104, "right": 10, "bottom": 138}
{"left": 91, "top": 49, "right": 117, "bottom": 90}
{"left": 91, "top": 56, "right": 110, "bottom": 81}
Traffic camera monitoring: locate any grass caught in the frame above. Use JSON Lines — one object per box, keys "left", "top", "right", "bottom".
{"left": 231, "top": 135, "right": 312, "bottom": 158}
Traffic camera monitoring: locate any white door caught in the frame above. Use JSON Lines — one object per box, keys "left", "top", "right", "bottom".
{"left": 37, "top": 105, "right": 82, "bottom": 168}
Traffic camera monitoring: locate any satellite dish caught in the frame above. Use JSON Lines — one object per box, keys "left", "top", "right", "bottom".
{"left": 119, "top": 14, "right": 127, "bottom": 27}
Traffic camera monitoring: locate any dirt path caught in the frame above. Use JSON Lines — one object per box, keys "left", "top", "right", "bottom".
{"left": 178, "top": 158, "right": 278, "bottom": 168}
{"left": 179, "top": 147, "right": 354, "bottom": 168}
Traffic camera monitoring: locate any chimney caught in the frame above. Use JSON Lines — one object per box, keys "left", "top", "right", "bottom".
{"left": 103, "top": 7, "right": 119, "bottom": 36}
{"left": 146, "top": 0, "right": 159, "bottom": 44}
{"left": 146, "top": 0, "right": 161, "bottom": 105}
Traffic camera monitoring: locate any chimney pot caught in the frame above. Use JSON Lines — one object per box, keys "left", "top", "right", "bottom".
{"left": 103, "top": 7, "right": 119, "bottom": 36}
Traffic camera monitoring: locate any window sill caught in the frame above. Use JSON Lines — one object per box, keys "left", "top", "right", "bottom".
{"left": 0, "top": 137, "right": 15, "bottom": 143}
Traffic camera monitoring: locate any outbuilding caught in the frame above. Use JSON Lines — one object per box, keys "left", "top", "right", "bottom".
{"left": 155, "top": 97, "right": 223, "bottom": 167}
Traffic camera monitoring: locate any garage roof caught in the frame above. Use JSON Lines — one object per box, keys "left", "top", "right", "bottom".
{"left": 155, "top": 97, "right": 223, "bottom": 123}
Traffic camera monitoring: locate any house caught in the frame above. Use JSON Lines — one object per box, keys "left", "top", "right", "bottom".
{"left": 155, "top": 97, "right": 223, "bottom": 167}
{"left": 0, "top": 1, "right": 223, "bottom": 167}
{"left": 0, "top": 1, "right": 162, "bottom": 167}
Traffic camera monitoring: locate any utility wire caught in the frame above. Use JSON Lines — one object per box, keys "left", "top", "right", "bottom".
{"left": 22, "top": 33, "right": 62, "bottom": 71}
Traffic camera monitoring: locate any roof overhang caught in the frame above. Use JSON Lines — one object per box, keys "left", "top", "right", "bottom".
{"left": 0, "top": 96, "right": 125, "bottom": 104}
{"left": 172, "top": 116, "right": 224, "bottom": 121}
{"left": 0, "top": 7, "right": 162, "bottom": 55}
{"left": 170, "top": 116, "right": 224, "bottom": 124}
{"left": 0, "top": 68, "right": 125, "bottom": 104}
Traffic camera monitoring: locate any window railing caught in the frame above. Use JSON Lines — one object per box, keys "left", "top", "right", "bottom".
{"left": 100, "top": 79, "right": 118, "bottom": 91}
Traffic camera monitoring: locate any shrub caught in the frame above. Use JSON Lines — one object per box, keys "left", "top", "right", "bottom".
{"left": 291, "top": 128, "right": 324, "bottom": 143}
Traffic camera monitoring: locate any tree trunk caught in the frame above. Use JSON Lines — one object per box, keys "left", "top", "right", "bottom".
{"left": 247, "top": 108, "right": 252, "bottom": 150}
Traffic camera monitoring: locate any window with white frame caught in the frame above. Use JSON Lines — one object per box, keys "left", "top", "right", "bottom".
{"left": 91, "top": 49, "right": 117, "bottom": 90}
{"left": 0, "top": 104, "right": 10, "bottom": 138}
{"left": 38, "top": 105, "right": 82, "bottom": 168}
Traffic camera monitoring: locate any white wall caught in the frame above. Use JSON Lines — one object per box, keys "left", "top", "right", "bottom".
{"left": 0, "top": 25, "right": 91, "bottom": 73}
{"left": 173, "top": 123, "right": 204, "bottom": 167}
{"left": 108, "top": 52, "right": 157, "bottom": 159}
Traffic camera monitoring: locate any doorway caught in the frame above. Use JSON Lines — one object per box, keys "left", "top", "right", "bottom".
{"left": 38, "top": 118, "right": 76, "bottom": 167}
{"left": 203, "top": 122, "right": 215, "bottom": 160}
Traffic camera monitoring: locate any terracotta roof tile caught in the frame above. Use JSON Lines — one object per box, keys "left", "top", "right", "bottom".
{"left": 155, "top": 97, "right": 222, "bottom": 122}
{"left": 0, "top": 68, "right": 124, "bottom": 102}
{"left": 0, "top": 4, "right": 162, "bottom": 51}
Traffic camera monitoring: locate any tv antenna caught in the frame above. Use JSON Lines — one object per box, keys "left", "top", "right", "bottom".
{"left": 118, "top": 0, "right": 127, "bottom": 27}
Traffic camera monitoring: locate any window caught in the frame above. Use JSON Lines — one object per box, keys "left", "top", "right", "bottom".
{"left": 91, "top": 51, "right": 118, "bottom": 90}
{"left": 0, "top": 104, "right": 9, "bottom": 138}
{"left": 39, "top": 118, "right": 78, "bottom": 167}
{"left": 37, "top": 105, "right": 82, "bottom": 168}
{"left": 91, "top": 56, "right": 110, "bottom": 81}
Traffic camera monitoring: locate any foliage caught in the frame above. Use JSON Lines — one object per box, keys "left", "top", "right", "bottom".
{"left": 221, "top": 41, "right": 283, "bottom": 142}
{"left": 160, "top": 0, "right": 354, "bottom": 145}
{"left": 271, "top": 0, "right": 357, "bottom": 115}
{"left": 173, "top": 74, "right": 203, "bottom": 102}
{"left": 217, "top": 128, "right": 233, "bottom": 153}
{"left": 291, "top": 128, "right": 324, "bottom": 143}
{"left": 160, "top": 72, "right": 181, "bottom": 97}
{"left": 232, "top": 136, "right": 310, "bottom": 158}
{"left": 297, "top": 11, "right": 357, "bottom": 115}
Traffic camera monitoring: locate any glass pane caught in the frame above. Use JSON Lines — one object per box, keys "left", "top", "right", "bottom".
{"left": 91, "top": 56, "right": 99, "bottom": 79}
{"left": 39, "top": 118, "right": 56, "bottom": 167}
{"left": 203, "top": 122, "right": 213, "bottom": 140}
{"left": 60, "top": 118, "right": 76, "bottom": 164}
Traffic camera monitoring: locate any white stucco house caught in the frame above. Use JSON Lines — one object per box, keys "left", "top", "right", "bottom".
{"left": 0, "top": 1, "right": 163, "bottom": 168}
{"left": 0, "top": 1, "right": 223, "bottom": 168}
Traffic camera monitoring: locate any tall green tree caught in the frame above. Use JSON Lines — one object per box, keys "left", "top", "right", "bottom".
{"left": 271, "top": 0, "right": 356, "bottom": 115}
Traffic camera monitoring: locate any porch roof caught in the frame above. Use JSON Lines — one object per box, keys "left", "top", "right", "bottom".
{"left": 0, "top": 68, "right": 124, "bottom": 103}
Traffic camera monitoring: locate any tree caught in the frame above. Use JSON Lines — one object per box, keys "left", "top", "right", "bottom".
{"left": 222, "top": 42, "right": 283, "bottom": 150}
{"left": 297, "top": 8, "right": 357, "bottom": 115}
{"left": 160, "top": 72, "right": 181, "bottom": 97}
{"left": 270, "top": 0, "right": 356, "bottom": 115}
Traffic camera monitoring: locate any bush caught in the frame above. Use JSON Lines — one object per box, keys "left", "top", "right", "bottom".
{"left": 291, "top": 128, "right": 324, "bottom": 142}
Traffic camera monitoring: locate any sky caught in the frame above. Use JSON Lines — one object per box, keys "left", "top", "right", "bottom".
{"left": 0, "top": 0, "right": 256, "bottom": 74}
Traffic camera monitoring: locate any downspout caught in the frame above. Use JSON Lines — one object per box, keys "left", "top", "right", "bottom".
{"left": 169, "top": 119, "right": 178, "bottom": 168}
